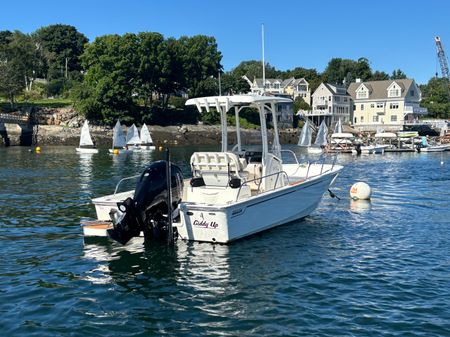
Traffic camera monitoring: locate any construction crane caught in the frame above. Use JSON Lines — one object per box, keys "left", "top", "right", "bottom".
{"left": 435, "top": 36, "right": 450, "bottom": 80}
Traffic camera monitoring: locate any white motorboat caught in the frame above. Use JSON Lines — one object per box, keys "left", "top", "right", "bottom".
{"left": 108, "top": 120, "right": 132, "bottom": 154}
{"left": 352, "top": 144, "right": 388, "bottom": 155}
{"left": 330, "top": 132, "right": 354, "bottom": 152}
{"left": 308, "top": 120, "right": 328, "bottom": 154}
{"left": 76, "top": 120, "right": 99, "bottom": 154}
{"left": 140, "top": 124, "right": 156, "bottom": 150}
{"left": 88, "top": 95, "right": 343, "bottom": 244}
{"left": 417, "top": 137, "right": 450, "bottom": 152}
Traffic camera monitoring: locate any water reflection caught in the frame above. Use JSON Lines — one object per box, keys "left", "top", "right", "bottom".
{"left": 78, "top": 153, "right": 94, "bottom": 194}
{"left": 349, "top": 199, "right": 372, "bottom": 213}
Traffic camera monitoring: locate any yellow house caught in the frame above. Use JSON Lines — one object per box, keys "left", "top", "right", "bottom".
{"left": 348, "top": 79, "right": 427, "bottom": 132}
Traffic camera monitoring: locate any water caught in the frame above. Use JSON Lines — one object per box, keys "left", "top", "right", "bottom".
{"left": 1, "top": 146, "right": 449, "bottom": 336}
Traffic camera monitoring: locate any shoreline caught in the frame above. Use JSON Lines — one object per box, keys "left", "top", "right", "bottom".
{"left": 1, "top": 124, "right": 301, "bottom": 147}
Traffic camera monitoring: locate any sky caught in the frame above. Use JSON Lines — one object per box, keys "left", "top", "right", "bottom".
{"left": 1, "top": 0, "right": 449, "bottom": 84}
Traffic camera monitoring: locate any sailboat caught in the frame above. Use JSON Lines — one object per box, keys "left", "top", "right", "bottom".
{"left": 108, "top": 120, "right": 130, "bottom": 154}
{"left": 139, "top": 124, "right": 156, "bottom": 150}
{"left": 298, "top": 119, "right": 312, "bottom": 148}
{"left": 76, "top": 120, "right": 99, "bottom": 154}
{"left": 308, "top": 120, "right": 328, "bottom": 154}
{"left": 126, "top": 124, "right": 142, "bottom": 150}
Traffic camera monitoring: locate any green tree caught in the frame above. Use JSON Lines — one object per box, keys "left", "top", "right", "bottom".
{"left": 420, "top": 77, "right": 450, "bottom": 118}
{"left": 34, "top": 24, "right": 88, "bottom": 80}
{"left": 178, "top": 35, "right": 222, "bottom": 97}
{"left": 371, "top": 70, "right": 390, "bottom": 81}
{"left": 76, "top": 33, "right": 140, "bottom": 123}
{"left": 231, "top": 60, "right": 280, "bottom": 81}
{"left": 323, "top": 57, "right": 372, "bottom": 85}
{"left": 390, "top": 69, "right": 407, "bottom": 79}
{"left": 293, "top": 96, "right": 311, "bottom": 112}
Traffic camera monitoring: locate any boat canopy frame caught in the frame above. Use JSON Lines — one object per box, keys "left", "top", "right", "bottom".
{"left": 186, "top": 95, "right": 292, "bottom": 166}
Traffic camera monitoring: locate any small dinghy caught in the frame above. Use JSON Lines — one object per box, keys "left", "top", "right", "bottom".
{"left": 76, "top": 120, "right": 99, "bottom": 154}
{"left": 109, "top": 120, "right": 131, "bottom": 154}
{"left": 140, "top": 124, "right": 156, "bottom": 150}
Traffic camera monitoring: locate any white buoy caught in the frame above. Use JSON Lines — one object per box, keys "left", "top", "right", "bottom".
{"left": 350, "top": 182, "right": 371, "bottom": 200}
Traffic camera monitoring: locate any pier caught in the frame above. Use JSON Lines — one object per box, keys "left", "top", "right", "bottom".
{"left": 0, "top": 112, "right": 34, "bottom": 146}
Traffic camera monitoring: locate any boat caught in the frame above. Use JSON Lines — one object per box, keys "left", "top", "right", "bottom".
{"left": 417, "top": 136, "right": 449, "bottom": 152}
{"left": 139, "top": 124, "right": 156, "bottom": 150}
{"left": 330, "top": 132, "right": 354, "bottom": 152}
{"left": 126, "top": 124, "right": 142, "bottom": 150}
{"left": 87, "top": 95, "right": 343, "bottom": 245}
{"left": 76, "top": 120, "right": 99, "bottom": 154}
{"left": 297, "top": 119, "right": 312, "bottom": 148}
{"left": 353, "top": 144, "right": 388, "bottom": 155}
{"left": 308, "top": 120, "right": 328, "bottom": 154}
{"left": 108, "top": 120, "right": 131, "bottom": 154}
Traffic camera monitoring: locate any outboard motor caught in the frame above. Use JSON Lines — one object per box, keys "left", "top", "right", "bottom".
{"left": 107, "top": 160, "right": 184, "bottom": 245}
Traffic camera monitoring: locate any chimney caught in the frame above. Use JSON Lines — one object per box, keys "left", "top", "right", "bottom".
{"left": 355, "top": 78, "right": 361, "bottom": 83}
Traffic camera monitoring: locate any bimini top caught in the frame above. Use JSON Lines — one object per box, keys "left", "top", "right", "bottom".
{"left": 186, "top": 94, "right": 292, "bottom": 112}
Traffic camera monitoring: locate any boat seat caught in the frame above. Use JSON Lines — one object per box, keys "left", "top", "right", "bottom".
{"left": 190, "top": 152, "right": 247, "bottom": 187}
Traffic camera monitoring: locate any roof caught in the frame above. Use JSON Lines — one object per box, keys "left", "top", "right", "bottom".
{"left": 253, "top": 77, "right": 308, "bottom": 88}
{"left": 312, "top": 83, "right": 350, "bottom": 97}
{"left": 348, "top": 79, "right": 414, "bottom": 100}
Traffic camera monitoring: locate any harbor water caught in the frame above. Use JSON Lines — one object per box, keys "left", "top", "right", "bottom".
{"left": 1, "top": 146, "right": 449, "bottom": 336}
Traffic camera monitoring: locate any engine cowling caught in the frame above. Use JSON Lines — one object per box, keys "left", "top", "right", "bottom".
{"left": 107, "top": 160, "right": 184, "bottom": 245}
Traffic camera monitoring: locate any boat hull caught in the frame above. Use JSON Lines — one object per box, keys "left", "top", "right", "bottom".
{"left": 92, "top": 190, "right": 134, "bottom": 221}
{"left": 76, "top": 147, "right": 99, "bottom": 154}
{"left": 177, "top": 169, "right": 340, "bottom": 243}
{"left": 420, "top": 145, "right": 449, "bottom": 152}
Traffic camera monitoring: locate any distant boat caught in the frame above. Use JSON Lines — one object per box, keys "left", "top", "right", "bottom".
{"left": 139, "top": 124, "right": 156, "bottom": 150}
{"left": 298, "top": 119, "right": 312, "bottom": 148}
{"left": 126, "top": 124, "right": 142, "bottom": 150}
{"left": 417, "top": 136, "right": 449, "bottom": 152}
{"left": 76, "top": 120, "right": 99, "bottom": 154}
{"left": 308, "top": 120, "right": 328, "bottom": 154}
{"left": 109, "top": 120, "right": 130, "bottom": 154}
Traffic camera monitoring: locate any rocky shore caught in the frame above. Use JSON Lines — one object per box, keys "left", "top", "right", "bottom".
{"left": 0, "top": 107, "right": 301, "bottom": 147}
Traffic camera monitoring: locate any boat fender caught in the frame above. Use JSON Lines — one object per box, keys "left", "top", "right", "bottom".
{"left": 229, "top": 177, "right": 241, "bottom": 189}
{"left": 190, "top": 177, "right": 205, "bottom": 187}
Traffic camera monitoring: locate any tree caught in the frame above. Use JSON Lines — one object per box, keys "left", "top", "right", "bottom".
{"left": 322, "top": 57, "right": 372, "bottom": 85}
{"left": 231, "top": 60, "right": 280, "bottom": 81}
{"left": 76, "top": 34, "right": 140, "bottom": 123}
{"left": 178, "top": 35, "right": 222, "bottom": 97}
{"left": 293, "top": 96, "right": 310, "bottom": 112}
{"left": 371, "top": 70, "right": 390, "bottom": 81}
{"left": 390, "top": 69, "right": 407, "bottom": 79}
{"left": 34, "top": 24, "right": 88, "bottom": 80}
{"left": 420, "top": 77, "right": 450, "bottom": 118}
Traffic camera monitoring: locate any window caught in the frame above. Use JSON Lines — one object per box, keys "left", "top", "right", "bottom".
{"left": 390, "top": 103, "right": 399, "bottom": 109}
{"left": 357, "top": 90, "right": 368, "bottom": 99}
{"left": 274, "top": 83, "right": 280, "bottom": 89}
{"left": 354, "top": 117, "right": 357, "bottom": 124}
{"left": 388, "top": 84, "right": 400, "bottom": 97}
{"left": 329, "top": 96, "right": 331, "bottom": 101}
{"left": 370, "top": 104, "right": 375, "bottom": 108}
{"left": 335, "top": 96, "right": 340, "bottom": 102}
{"left": 361, "top": 104, "right": 364, "bottom": 110}
{"left": 376, "top": 102, "right": 384, "bottom": 108}
{"left": 391, "top": 115, "right": 397, "bottom": 122}
{"left": 373, "top": 115, "right": 379, "bottom": 122}
{"left": 344, "top": 97, "right": 348, "bottom": 102}
{"left": 361, "top": 116, "right": 364, "bottom": 122}
{"left": 353, "top": 105, "right": 356, "bottom": 111}
{"left": 410, "top": 90, "right": 415, "bottom": 96}
{"left": 329, "top": 107, "right": 331, "bottom": 112}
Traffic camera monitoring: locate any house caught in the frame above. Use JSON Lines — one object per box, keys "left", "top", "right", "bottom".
{"left": 243, "top": 76, "right": 311, "bottom": 105}
{"left": 305, "top": 83, "right": 352, "bottom": 127}
{"left": 347, "top": 79, "right": 427, "bottom": 132}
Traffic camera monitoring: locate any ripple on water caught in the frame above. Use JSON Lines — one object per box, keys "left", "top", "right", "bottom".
{"left": 1, "top": 147, "right": 450, "bottom": 336}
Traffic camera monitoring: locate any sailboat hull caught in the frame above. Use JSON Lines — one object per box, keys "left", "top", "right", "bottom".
{"left": 76, "top": 147, "right": 99, "bottom": 154}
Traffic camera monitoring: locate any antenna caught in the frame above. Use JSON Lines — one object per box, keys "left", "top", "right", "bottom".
{"left": 262, "top": 24, "right": 265, "bottom": 94}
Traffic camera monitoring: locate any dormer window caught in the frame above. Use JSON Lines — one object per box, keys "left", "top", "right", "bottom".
{"left": 264, "top": 82, "right": 270, "bottom": 89}
{"left": 357, "top": 89, "right": 368, "bottom": 99}
{"left": 273, "top": 82, "right": 280, "bottom": 89}
{"left": 388, "top": 83, "right": 401, "bottom": 97}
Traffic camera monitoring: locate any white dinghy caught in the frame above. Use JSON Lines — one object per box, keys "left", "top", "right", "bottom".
{"left": 76, "top": 120, "right": 98, "bottom": 154}
{"left": 308, "top": 120, "right": 328, "bottom": 154}
{"left": 140, "top": 124, "right": 156, "bottom": 150}
{"left": 88, "top": 95, "right": 343, "bottom": 245}
{"left": 126, "top": 124, "right": 142, "bottom": 150}
{"left": 298, "top": 119, "right": 313, "bottom": 148}
{"left": 108, "top": 120, "right": 131, "bottom": 154}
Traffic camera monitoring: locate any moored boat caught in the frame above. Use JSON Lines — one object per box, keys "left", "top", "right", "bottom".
{"left": 88, "top": 95, "right": 343, "bottom": 245}
{"left": 140, "top": 124, "right": 156, "bottom": 150}
{"left": 76, "top": 120, "right": 99, "bottom": 154}
{"left": 108, "top": 120, "right": 132, "bottom": 154}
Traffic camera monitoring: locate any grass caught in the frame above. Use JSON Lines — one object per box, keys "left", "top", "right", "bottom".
{"left": 0, "top": 98, "right": 73, "bottom": 112}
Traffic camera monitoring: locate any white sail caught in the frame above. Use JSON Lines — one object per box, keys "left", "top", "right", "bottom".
{"left": 79, "top": 120, "right": 94, "bottom": 147}
{"left": 314, "top": 120, "right": 328, "bottom": 146}
{"left": 298, "top": 120, "right": 312, "bottom": 147}
{"left": 126, "top": 124, "right": 141, "bottom": 145}
{"left": 334, "top": 118, "right": 343, "bottom": 134}
{"left": 112, "top": 120, "right": 127, "bottom": 149}
{"left": 140, "top": 124, "right": 153, "bottom": 144}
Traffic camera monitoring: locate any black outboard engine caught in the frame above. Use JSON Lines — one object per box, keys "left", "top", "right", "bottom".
{"left": 107, "top": 160, "right": 184, "bottom": 245}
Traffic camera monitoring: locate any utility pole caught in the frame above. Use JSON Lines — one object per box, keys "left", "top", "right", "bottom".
{"left": 65, "top": 57, "right": 68, "bottom": 79}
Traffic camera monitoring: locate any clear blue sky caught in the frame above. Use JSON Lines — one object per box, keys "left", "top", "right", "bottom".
{"left": 1, "top": 0, "right": 449, "bottom": 84}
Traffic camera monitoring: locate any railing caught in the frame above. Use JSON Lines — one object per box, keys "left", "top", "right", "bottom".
{"left": 113, "top": 174, "right": 141, "bottom": 195}
{"left": 235, "top": 170, "right": 289, "bottom": 201}
{"left": 281, "top": 149, "right": 299, "bottom": 164}
{"left": 0, "top": 112, "right": 30, "bottom": 124}
{"left": 404, "top": 106, "right": 428, "bottom": 114}
{"left": 305, "top": 153, "right": 338, "bottom": 179}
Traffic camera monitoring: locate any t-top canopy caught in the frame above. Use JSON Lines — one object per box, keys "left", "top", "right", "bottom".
{"left": 186, "top": 94, "right": 292, "bottom": 113}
